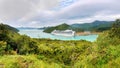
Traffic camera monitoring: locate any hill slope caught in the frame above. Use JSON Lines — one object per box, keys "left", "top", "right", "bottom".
{"left": 43, "top": 23, "right": 70, "bottom": 33}
{"left": 0, "top": 23, "right": 19, "bottom": 32}
{"left": 0, "top": 19, "right": 120, "bottom": 68}
{"left": 71, "top": 20, "right": 114, "bottom": 31}
{"left": 43, "top": 20, "right": 114, "bottom": 33}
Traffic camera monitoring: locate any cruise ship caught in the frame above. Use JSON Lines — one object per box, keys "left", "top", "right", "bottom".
{"left": 51, "top": 30, "right": 76, "bottom": 36}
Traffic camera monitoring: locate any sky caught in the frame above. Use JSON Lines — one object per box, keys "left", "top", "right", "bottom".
{"left": 0, "top": 0, "right": 120, "bottom": 27}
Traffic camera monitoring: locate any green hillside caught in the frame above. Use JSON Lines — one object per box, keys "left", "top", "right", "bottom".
{"left": 0, "top": 23, "right": 19, "bottom": 32}
{"left": 43, "top": 20, "right": 114, "bottom": 33}
{"left": 0, "top": 19, "right": 120, "bottom": 68}
{"left": 70, "top": 20, "right": 114, "bottom": 32}
{"left": 43, "top": 23, "right": 70, "bottom": 33}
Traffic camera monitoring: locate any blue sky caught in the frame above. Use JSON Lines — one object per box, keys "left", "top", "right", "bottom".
{"left": 0, "top": 0, "right": 120, "bottom": 27}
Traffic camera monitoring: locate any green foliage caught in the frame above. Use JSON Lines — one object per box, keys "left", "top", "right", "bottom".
{"left": 94, "top": 27, "right": 111, "bottom": 32}
{"left": 109, "top": 19, "right": 120, "bottom": 38}
{"left": 0, "top": 41, "right": 7, "bottom": 55}
{"left": 94, "top": 19, "right": 120, "bottom": 67}
{"left": 96, "top": 19, "right": 120, "bottom": 46}
{"left": 43, "top": 23, "right": 70, "bottom": 33}
{"left": 55, "top": 23, "right": 70, "bottom": 30}
{"left": 17, "top": 35, "right": 39, "bottom": 55}
{"left": 43, "top": 27, "right": 56, "bottom": 33}
{"left": 0, "top": 19, "right": 120, "bottom": 68}
{"left": 0, "top": 55, "right": 62, "bottom": 68}
{"left": 44, "top": 21, "right": 113, "bottom": 33}
{"left": 69, "top": 27, "right": 84, "bottom": 32}
{"left": 71, "top": 20, "right": 113, "bottom": 32}
{"left": 0, "top": 23, "right": 19, "bottom": 33}
{"left": 0, "top": 23, "right": 39, "bottom": 55}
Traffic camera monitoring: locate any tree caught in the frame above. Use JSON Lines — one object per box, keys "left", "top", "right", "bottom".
{"left": 109, "top": 19, "right": 120, "bottom": 38}
{"left": 0, "top": 41, "right": 7, "bottom": 55}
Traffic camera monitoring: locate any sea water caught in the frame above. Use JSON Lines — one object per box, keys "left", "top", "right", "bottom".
{"left": 18, "top": 29, "right": 98, "bottom": 42}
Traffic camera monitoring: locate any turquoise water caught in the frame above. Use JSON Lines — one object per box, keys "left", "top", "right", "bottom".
{"left": 18, "top": 29, "right": 98, "bottom": 42}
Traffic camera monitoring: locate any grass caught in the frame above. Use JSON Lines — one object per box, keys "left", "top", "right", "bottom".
{"left": 0, "top": 55, "right": 62, "bottom": 68}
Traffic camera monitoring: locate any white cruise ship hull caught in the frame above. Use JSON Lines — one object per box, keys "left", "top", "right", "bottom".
{"left": 51, "top": 33, "right": 75, "bottom": 37}
{"left": 51, "top": 30, "right": 75, "bottom": 37}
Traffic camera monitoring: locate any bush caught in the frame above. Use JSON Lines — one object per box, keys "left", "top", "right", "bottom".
{"left": 0, "top": 41, "right": 7, "bottom": 55}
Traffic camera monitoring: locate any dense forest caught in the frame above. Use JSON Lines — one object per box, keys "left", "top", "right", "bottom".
{"left": 43, "top": 20, "right": 113, "bottom": 33}
{"left": 71, "top": 20, "right": 113, "bottom": 32}
{"left": 43, "top": 23, "right": 72, "bottom": 33}
{"left": 0, "top": 19, "right": 120, "bottom": 68}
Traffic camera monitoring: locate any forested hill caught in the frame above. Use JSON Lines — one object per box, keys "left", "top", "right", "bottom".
{"left": 43, "top": 20, "right": 114, "bottom": 33}
{"left": 0, "top": 23, "right": 19, "bottom": 32}
{"left": 0, "top": 19, "right": 120, "bottom": 68}
{"left": 71, "top": 20, "right": 114, "bottom": 31}
{"left": 43, "top": 23, "right": 70, "bottom": 33}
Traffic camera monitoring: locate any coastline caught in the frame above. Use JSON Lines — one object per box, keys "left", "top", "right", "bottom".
{"left": 76, "top": 32, "right": 101, "bottom": 36}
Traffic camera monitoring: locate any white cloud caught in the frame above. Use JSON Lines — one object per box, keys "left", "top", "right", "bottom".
{"left": 0, "top": 0, "right": 60, "bottom": 27}
{"left": 0, "top": 0, "right": 120, "bottom": 27}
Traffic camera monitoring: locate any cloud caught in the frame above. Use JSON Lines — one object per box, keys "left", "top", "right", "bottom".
{"left": 0, "top": 0, "right": 32, "bottom": 21}
{"left": 56, "top": 0, "right": 120, "bottom": 19}
{"left": 0, "top": 0, "right": 120, "bottom": 27}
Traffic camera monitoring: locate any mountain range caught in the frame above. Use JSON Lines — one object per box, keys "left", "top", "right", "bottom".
{"left": 43, "top": 20, "right": 114, "bottom": 33}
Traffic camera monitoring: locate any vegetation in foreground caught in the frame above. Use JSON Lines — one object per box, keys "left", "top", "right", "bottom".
{"left": 0, "top": 19, "right": 120, "bottom": 68}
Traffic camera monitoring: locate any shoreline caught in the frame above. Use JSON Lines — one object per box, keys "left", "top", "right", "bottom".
{"left": 76, "top": 32, "right": 101, "bottom": 36}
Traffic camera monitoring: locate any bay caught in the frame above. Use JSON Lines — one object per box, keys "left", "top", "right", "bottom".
{"left": 18, "top": 29, "right": 98, "bottom": 42}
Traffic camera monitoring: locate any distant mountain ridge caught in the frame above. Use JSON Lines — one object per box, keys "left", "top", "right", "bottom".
{"left": 71, "top": 20, "right": 114, "bottom": 31}
{"left": 43, "top": 20, "right": 114, "bottom": 33}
